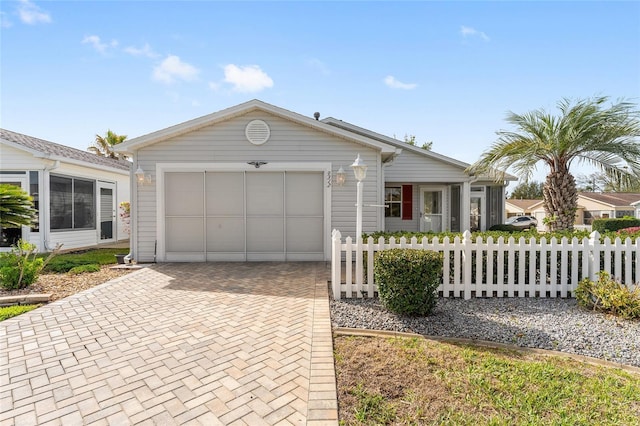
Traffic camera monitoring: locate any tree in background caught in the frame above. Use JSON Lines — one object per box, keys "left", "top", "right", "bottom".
{"left": 467, "top": 96, "right": 640, "bottom": 231}
{"left": 577, "top": 171, "right": 640, "bottom": 193}
{"left": 509, "top": 181, "right": 544, "bottom": 199}
{"left": 403, "top": 134, "right": 433, "bottom": 150}
{"left": 88, "top": 130, "right": 128, "bottom": 160}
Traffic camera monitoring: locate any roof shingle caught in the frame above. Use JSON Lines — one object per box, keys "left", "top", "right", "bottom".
{"left": 1, "top": 128, "right": 130, "bottom": 172}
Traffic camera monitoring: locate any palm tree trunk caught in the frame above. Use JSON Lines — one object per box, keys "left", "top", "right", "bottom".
{"left": 543, "top": 169, "right": 577, "bottom": 231}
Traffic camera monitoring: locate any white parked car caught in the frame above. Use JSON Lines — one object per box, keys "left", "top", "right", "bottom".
{"left": 505, "top": 216, "right": 538, "bottom": 230}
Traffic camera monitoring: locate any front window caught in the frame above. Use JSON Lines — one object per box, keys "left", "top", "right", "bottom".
{"left": 50, "top": 175, "right": 95, "bottom": 231}
{"left": 29, "top": 171, "right": 39, "bottom": 232}
{"left": 385, "top": 187, "right": 401, "bottom": 217}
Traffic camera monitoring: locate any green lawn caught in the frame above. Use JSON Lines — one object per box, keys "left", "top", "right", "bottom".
{"left": 335, "top": 336, "right": 640, "bottom": 425}
{"left": 43, "top": 248, "right": 126, "bottom": 273}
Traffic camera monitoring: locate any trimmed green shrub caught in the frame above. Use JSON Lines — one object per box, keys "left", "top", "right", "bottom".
{"left": 44, "top": 248, "right": 123, "bottom": 273}
{"left": 488, "top": 224, "right": 519, "bottom": 232}
{"left": 68, "top": 264, "right": 101, "bottom": 275}
{"left": 592, "top": 217, "right": 640, "bottom": 233}
{"left": 0, "top": 304, "right": 41, "bottom": 321}
{"left": 374, "top": 249, "right": 443, "bottom": 316}
{"left": 0, "top": 240, "right": 56, "bottom": 290}
{"left": 576, "top": 271, "right": 640, "bottom": 320}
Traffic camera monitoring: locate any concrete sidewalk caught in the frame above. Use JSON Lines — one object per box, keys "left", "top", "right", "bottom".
{"left": 0, "top": 262, "right": 338, "bottom": 425}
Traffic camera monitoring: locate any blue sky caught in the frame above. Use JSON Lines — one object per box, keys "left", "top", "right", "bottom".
{"left": 2, "top": 0, "right": 639, "bottom": 184}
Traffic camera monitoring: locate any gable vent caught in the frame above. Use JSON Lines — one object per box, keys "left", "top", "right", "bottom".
{"left": 245, "top": 120, "right": 271, "bottom": 145}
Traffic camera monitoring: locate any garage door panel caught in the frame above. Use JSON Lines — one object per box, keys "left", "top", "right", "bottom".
{"left": 206, "top": 172, "right": 244, "bottom": 215}
{"left": 246, "top": 173, "right": 283, "bottom": 216}
{"left": 286, "top": 172, "right": 324, "bottom": 216}
{"left": 165, "top": 173, "right": 204, "bottom": 216}
{"left": 246, "top": 218, "right": 284, "bottom": 252}
{"left": 286, "top": 217, "right": 323, "bottom": 252}
{"left": 206, "top": 218, "right": 245, "bottom": 252}
{"left": 166, "top": 217, "right": 204, "bottom": 252}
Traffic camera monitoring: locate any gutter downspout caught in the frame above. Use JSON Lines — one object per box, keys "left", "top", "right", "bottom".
{"left": 43, "top": 160, "right": 60, "bottom": 251}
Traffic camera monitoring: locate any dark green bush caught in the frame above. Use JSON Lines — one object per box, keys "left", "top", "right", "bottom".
{"left": 374, "top": 249, "right": 443, "bottom": 316}
{"left": 0, "top": 240, "right": 56, "bottom": 290}
{"left": 68, "top": 264, "right": 101, "bottom": 275}
{"left": 488, "top": 224, "right": 519, "bottom": 232}
{"left": 592, "top": 217, "right": 640, "bottom": 233}
{"left": 576, "top": 271, "right": 640, "bottom": 320}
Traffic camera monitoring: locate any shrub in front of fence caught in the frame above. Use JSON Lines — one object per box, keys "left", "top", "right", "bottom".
{"left": 593, "top": 217, "right": 640, "bottom": 233}
{"left": 374, "top": 248, "right": 443, "bottom": 315}
{"left": 576, "top": 271, "right": 640, "bottom": 320}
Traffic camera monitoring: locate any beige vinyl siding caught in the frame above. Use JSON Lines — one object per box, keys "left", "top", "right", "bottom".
{"left": 385, "top": 148, "right": 468, "bottom": 182}
{"left": 134, "top": 110, "right": 381, "bottom": 262}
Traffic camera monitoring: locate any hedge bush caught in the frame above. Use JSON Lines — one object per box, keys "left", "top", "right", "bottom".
{"left": 374, "top": 249, "right": 443, "bottom": 316}
{"left": 576, "top": 271, "right": 640, "bottom": 320}
{"left": 592, "top": 217, "right": 640, "bottom": 233}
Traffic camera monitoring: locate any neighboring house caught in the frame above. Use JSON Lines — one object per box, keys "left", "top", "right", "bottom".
{"left": 0, "top": 129, "right": 131, "bottom": 252}
{"left": 505, "top": 199, "right": 544, "bottom": 217}
{"left": 577, "top": 192, "right": 640, "bottom": 225}
{"left": 633, "top": 199, "right": 640, "bottom": 219}
{"left": 115, "top": 99, "right": 514, "bottom": 262}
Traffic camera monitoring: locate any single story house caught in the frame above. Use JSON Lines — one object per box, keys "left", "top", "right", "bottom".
{"left": 505, "top": 199, "right": 544, "bottom": 218}
{"left": 0, "top": 129, "right": 131, "bottom": 252}
{"left": 577, "top": 192, "right": 640, "bottom": 225}
{"left": 632, "top": 199, "right": 640, "bottom": 219}
{"left": 115, "top": 99, "right": 514, "bottom": 262}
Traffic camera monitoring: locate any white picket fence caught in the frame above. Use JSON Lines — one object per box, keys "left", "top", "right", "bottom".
{"left": 331, "top": 230, "right": 640, "bottom": 300}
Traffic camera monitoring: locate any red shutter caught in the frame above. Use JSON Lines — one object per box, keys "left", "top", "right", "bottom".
{"left": 402, "top": 185, "right": 413, "bottom": 220}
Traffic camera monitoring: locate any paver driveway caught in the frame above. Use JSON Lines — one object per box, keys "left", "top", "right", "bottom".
{"left": 0, "top": 262, "right": 338, "bottom": 425}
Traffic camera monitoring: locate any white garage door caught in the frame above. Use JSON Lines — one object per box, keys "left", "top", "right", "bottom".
{"left": 164, "top": 171, "right": 325, "bottom": 261}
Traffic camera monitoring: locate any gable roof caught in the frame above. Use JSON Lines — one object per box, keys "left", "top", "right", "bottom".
{"left": 1, "top": 128, "right": 130, "bottom": 173}
{"left": 505, "top": 199, "right": 544, "bottom": 211}
{"left": 578, "top": 192, "right": 640, "bottom": 208}
{"left": 321, "top": 116, "right": 518, "bottom": 181}
{"left": 115, "top": 99, "right": 399, "bottom": 159}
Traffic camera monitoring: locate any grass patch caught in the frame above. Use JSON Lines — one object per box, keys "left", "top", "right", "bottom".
{"left": 43, "top": 249, "right": 126, "bottom": 273}
{"left": 334, "top": 336, "right": 640, "bottom": 425}
{"left": 0, "top": 304, "right": 40, "bottom": 321}
{"left": 68, "top": 264, "right": 101, "bottom": 275}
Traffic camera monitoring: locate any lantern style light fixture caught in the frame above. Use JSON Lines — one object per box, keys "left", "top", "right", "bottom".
{"left": 335, "top": 166, "right": 347, "bottom": 186}
{"left": 135, "top": 166, "right": 151, "bottom": 185}
{"left": 350, "top": 154, "right": 368, "bottom": 239}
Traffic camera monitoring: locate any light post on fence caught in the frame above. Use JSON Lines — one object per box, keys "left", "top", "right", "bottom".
{"left": 351, "top": 154, "right": 368, "bottom": 240}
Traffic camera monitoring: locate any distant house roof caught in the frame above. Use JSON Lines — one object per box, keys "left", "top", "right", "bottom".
{"left": 505, "top": 199, "right": 544, "bottom": 211}
{"left": 1, "top": 128, "right": 131, "bottom": 172}
{"left": 578, "top": 192, "right": 640, "bottom": 208}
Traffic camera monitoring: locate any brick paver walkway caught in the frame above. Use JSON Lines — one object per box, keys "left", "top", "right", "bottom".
{"left": 0, "top": 262, "right": 338, "bottom": 425}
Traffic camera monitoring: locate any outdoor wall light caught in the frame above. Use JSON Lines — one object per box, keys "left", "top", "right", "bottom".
{"left": 135, "top": 166, "right": 152, "bottom": 185}
{"left": 351, "top": 154, "right": 368, "bottom": 182}
{"left": 335, "top": 166, "right": 347, "bottom": 186}
{"left": 351, "top": 154, "right": 368, "bottom": 239}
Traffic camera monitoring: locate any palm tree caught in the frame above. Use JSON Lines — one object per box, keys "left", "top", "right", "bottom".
{"left": 467, "top": 96, "right": 640, "bottom": 231}
{"left": 0, "top": 184, "right": 35, "bottom": 228}
{"left": 89, "top": 130, "right": 128, "bottom": 160}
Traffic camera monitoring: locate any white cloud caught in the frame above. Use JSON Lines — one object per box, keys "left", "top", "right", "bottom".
{"left": 17, "top": 0, "right": 51, "bottom": 25}
{"left": 384, "top": 75, "right": 417, "bottom": 90}
{"left": 306, "top": 58, "right": 330, "bottom": 75}
{"left": 460, "top": 25, "right": 490, "bottom": 42}
{"left": 223, "top": 64, "right": 274, "bottom": 93}
{"left": 124, "top": 43, "right": 159, "bottom": 58}
{"left": 82, "top": 35, "right": 118, "bottom": 54}
{"left": 1, "top": 12, "right": 12, "bottom": 28}
{"left": 153, "top": 55, "right": 200, "bottom": 84}
{"left": 208, "top": 81, "right": 220, "bottom": 91}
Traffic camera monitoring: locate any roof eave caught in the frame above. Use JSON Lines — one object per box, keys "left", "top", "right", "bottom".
{"left": 116, "top": 100, "right": 397, "bottom": 156}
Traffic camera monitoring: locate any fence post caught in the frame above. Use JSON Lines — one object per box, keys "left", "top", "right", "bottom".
{"left": 463, "top": 230, "right": 472, "bottom": 300}
{"left": 331, "top": 230, "right": 342, "bottom": 300}
{"left": 355, "top": 235, "right": 363, "bottom": 298}
{"left": 589, "top": 231, "right": 600, "bottom": 281}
